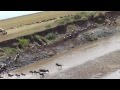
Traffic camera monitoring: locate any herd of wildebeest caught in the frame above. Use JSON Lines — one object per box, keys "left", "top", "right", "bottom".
{"left": 0, "top": 13, "right": 118, "bottom": 79}
{"left": 0, "top": 52, "right": 63, "bottom": 79}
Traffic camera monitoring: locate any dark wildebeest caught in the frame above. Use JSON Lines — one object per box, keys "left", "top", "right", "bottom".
{"left": 14, "top": 53, "right": 20, "bottom": 62}
{"left": 33, "top": 70, "right": 39, "bottom": 74}
{"left": 21, "top": 73, "right": 26, "bottom": 76}
{"left": 56, "top": 63, "right": 63, "bottom": 68}
{"left": 15, "top": 74, "right": 20, "bottom": 77}
{"left": 29, "top": 71, "right": 34, "bottom": 74}
{"left": 8, "top": 73, "right": 14, "bottom": 77}
{"left": 0, "top": 28, "right": 7, "bottom": 35}
{"left": 39, "top": 72, "right": 45, "bottom": 78}
{"left": 39, "top": 69, "right": 49, "bottom": 73}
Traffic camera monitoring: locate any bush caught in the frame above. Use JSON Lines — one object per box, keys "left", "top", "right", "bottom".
{"left": 55, "top": 12, "right": 105, "bottom": 26}
{"left": 34, "top": 35, "right": 41, "bottom": 40}
{"left": 34, "top": 35, "right": 49, "bottom": 44}
{"left": 3, "top": 47, "right": 17, "bottom": 55}
{"left": 45, "top": 33, "right": 56, "bottom": 41}
{"left": 18, "top": 38, "right": 30, "bottom": 48}
{"left": 94, "top": 12, "right": 105, "bottom": 18}
{"left": 83, "top": 32, "right": 98, "bottom": 41}
{"left": 73, "top": 14, "right": 81, "bottom": 20}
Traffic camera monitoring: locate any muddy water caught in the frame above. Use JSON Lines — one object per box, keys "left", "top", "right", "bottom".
{"left": 3, "top": 33, "right": 120, "bottom": 79}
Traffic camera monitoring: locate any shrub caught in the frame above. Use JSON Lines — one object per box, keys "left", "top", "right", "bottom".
{"left": 18, "top": 38, "right": 30, "bottom": 48}
{"left": 45, "top": 33, "right": 56, "bottom": 41}
{"left": 73, "top": 14, "right": 81, "bottom": 20}
{"left": 55, "top": 12, "right": 105, "bottom": 25}
{"left": 3, "top": 47, "right": 17, "bottom": 55}
{"left": 83, "top": 32, "right": 98, "bottom": 41}
{"left": 34, "top": 35, "right": 49, "bottom": 44}
{"left": 94, "top": 12, "right": 105, "bottom": 18}
{"left": 34, "top": 35, "right": 41, "bottom": 40}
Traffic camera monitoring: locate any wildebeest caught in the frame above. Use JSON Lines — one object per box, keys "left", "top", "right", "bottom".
{"left": 8, "top": 73, "right": 14, "bottom": 77}
{"left": 15, "top": 74, "right": 20, "bottom": 77}
{"left": 56, "top": 63, "right": 63, "bottom": 68}
{"left": 0, "top": 63, "right": 7, "bottom": 73}
{"left": 39, "top": 72, "right": 45, "bottom": 78}
{"left": 0, "top": 28, "right": 7, "bottom": 35}
{"left": 29, "top": 71, "right": 34, "bottom": 74}
{"left": 14, "top": 53, "right": 20, "bottom": 62}
{"left": 21, "top": 73, "right": 26, "bottom": 76}
{"left": 39, "top": 69, "right": 49, "bottom": 73}
{"left": 33, "top": 70, "right": 39, "bottom": 74}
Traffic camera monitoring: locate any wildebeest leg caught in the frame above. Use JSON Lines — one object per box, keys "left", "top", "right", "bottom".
{"left": 39, "top": 73, "right": 44, "bottom": 79}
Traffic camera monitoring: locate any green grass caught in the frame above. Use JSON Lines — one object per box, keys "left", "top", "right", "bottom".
{"left": 17, "top": 38, "right": 30, "bottom": 48}
{"left": 45, "top": 33, "right": 57, "bottom": 41}
{"left": 55, "top": 11, "right": 105, "bottom": 25}
{"left": 3, "top": 47, "right": 17, "bottom": 55}
{"left": 34, "top": 35, "right": 49, "bottom": 44}
{"left": 35, "top": 33, "right": 57, "bottom": 44}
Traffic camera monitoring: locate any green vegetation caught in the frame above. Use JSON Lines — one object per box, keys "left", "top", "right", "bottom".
{"left": 34, "top": 35, "right": 41, "bottom": 40}
{"left": 17, "top": 38, "right": 30, "bottom": 48}
{"left": 0, "top": 11, "right": 108, "bottom": 43}
{"left": 73, "top": 14, "right": 81, "bottom": 20}
{"left": 34, "top": 33, "right": 57, "bottom": 45}
{"left": 83, "top": 32, "right": 98, "bottom": 41}
{"left": 34, "top": 34, "right": 49, "bottom": 44}
{"left": 3, "top": 47, "right": 17, "bottom": 55}
{"left": 0, "top": 52, "right": 5, "bottom": 57}
{"left": 93, "top": 12, "right": 105, "bottom": 18}
{"left": 55, "top": 11, "right": 105, "bottom": 25}
{"left": 45, "top": 33, "right": 56, "bottom": 41}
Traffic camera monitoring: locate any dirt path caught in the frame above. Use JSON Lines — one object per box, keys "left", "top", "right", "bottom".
{"left": 1, "top": 33, "right": 120, "bottom": 79}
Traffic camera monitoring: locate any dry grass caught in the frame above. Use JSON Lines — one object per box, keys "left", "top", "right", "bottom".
{"left": 0, "top": 11, "right": 107, "bottom": 43}
{"left": 0, "top": 11, "right": 80, "bottom": 29}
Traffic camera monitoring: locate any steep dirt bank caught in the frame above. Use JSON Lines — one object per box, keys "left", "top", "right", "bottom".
{"left": 0, "top": 11, "right": 120, "bottom": 74}
{"left": 2, "top": 33, "right": 120, "bottom": 79}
